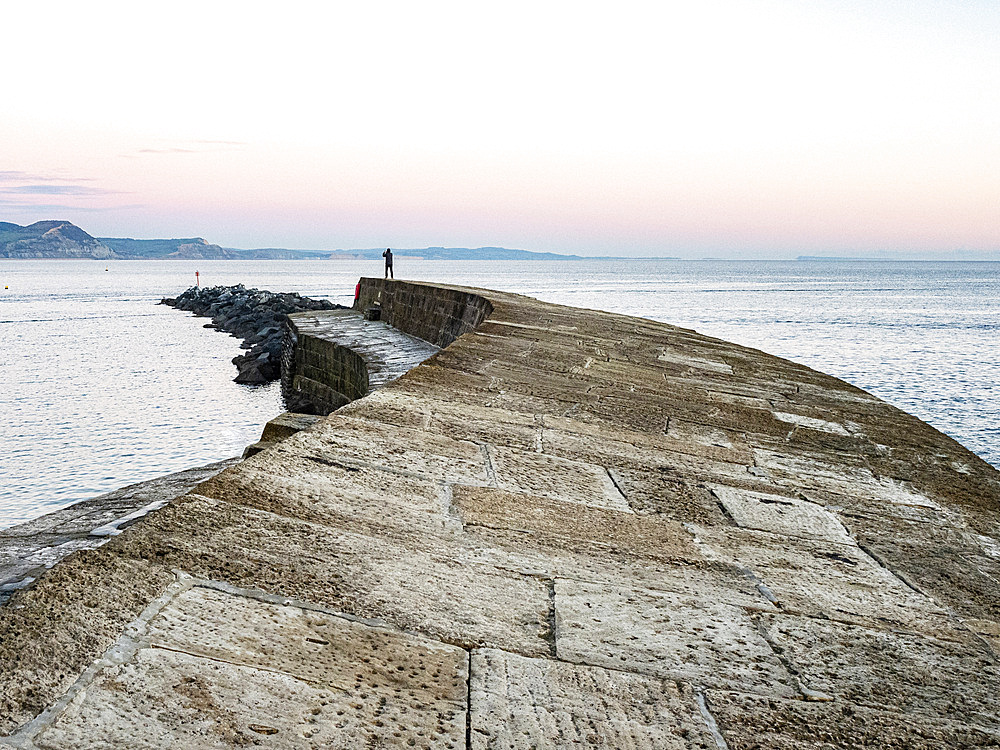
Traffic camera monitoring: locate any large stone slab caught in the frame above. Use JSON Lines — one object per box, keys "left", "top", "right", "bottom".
{"left": 469, "top": 648, "right": 716, "bottom": 749}
{"left": 606, "top": 466, "right": 731, "bottom": 524}
{"left": 692, "top": 525, "right": 951, "bottom": 635}
{"left": 846, "top": 514, "right": 1000, "bottom": 624}
{"left": 286, "top": 414, "right": 490, "bottom": 485}
{"left": 656, "top": 346, "right": 733, "bottom": 374}
{"left": 462, "top": 522, "right": 767, "bottom": 608}
{"left": 452, "top": 485, "right": 697, "bottom": 562}
{"left": 33, "top": 585, "right": 468, "bottom": 749}
{"left": 540, "top": 413, "right": 754, "bottom": 467}
{"left": 710, "top": 484, "right": 852, "bottom": 543}
{"left": 198, "top": 448, "right": 457, "bottom": 539}
{"left": 553, "top": 578, "right": 795, "bottom": 696}
{"left": 750, "top": 447, "right": 877, "bottom": 496}
{"left": 350, "top": 389, "right": 542, "bottom": 452}
{"left": 113, "top": 494, "right": 554, "bottom": 656}
{"left": 704, "top": 689, "right": 1000, "bottom": 749}
{"left": 489, "top": 446, "right": 630, "bottom": 511}
{"left": 762, "top": 613, "right": 1000, "bottom": 729}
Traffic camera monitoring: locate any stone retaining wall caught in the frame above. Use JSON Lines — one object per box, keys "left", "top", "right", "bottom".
{"left": 356, "top": 277, "right": 494, "bottom": 347}
{"left": 280, "top": 323, "right": 368, "bottom": 413}
{"left": 280, "top": 301, "right": 442, "bottom": 415}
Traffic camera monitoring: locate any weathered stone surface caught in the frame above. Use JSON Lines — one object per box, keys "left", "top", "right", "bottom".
{"left": 286, "top": 415, "right": 490, "bottom": 485}
{"left": 553, "top": 577, "right": 793, "bottom": 695}
{"left": 710, "top": 484, "right": 852, "bottom": 543}
{"left": 200, "top": 447, "right": 453, "bottom": 538}
{"left": 704, "top": 690, "right": 1000, "bottom": 749}
{"left": 0, "top": 550, "right": 172, "bottom": 734}
{"left": 691, "top": 524, "right": 950, "bottom": 634}
{"left": 489, "top": 445, "right": 630, "bottom": 511}
{"left": 453, "top": 485, "right": 697, "bottom": 562}
{"left": 762, "top": 613, "right": 1000, "bottom": 729}
{"left": 470, "top": 648, "right": 716, "bottom": 749}
{"left": 350, "top": 389, "right": 541, "bottom": 451}
{"left": 846, "top": 514, "right": 1000, "bottom": 624}
{"left": 112, "top": 494, "right": 553, "bottom": 656}
{"left": 33, "top": 584, "right": 467, "bottom": 749}
{"left": 609, "top": 466, "right": 730, "bottom": 524}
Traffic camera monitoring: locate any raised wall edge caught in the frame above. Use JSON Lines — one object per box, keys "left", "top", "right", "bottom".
{"left": 281, "top": 317, "right": 370, "bottom": 415}
{"left": 355, "top": 278, "right": 495, "bottom": 348}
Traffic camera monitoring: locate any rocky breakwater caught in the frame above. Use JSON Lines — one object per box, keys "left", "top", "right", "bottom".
{"left": 160, "top": 285, "right": 343, "bottom": 384}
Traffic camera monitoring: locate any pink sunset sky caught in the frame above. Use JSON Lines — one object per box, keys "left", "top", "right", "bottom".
{"left": 2, "top": 1, "right": 998, "bottom": 258}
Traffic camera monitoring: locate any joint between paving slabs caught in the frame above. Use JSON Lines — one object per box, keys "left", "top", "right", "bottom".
{"left": 546, "top": 578, "right": 558, "bottom": 659}
{"left": 3, "top": 571, "right": 200, "bottom": 748}
{"left": 709, "top": 487, "right": 740, "bottom": 527}
{"left": 695, "top": 688, "right": 731, "bottom": 750}
{"left": 440, "top": 482, "right": 465, "bottom": 531}
{"left": 751, "top": 612, "right": 834, "bottom": 703}
{"left": 533, "top": 416, "right": 544, "bottom": 453}
{"left": 848, "top": 531, "right": 935, "bottom": 600}
{"left": 302, "top": 451, "right": 456, "bottom": 485}
{"left": 464, "top": 649, "right": 473, "bottom": 750}
{"left": 605, "top": 466, "right": 629, "bottom": 506}
{"left": 478, "top": 442, "right": 498, "bottom": 487}
{"left": 737, "top": 565, "right": 781, "bottom": 608}
{"left": 846, "top": 538, "right": 1000, "bottom": 652}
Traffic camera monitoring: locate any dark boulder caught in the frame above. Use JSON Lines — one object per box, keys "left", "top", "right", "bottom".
{"left": 161, "top": 284, "right": 344, "bottom": 384}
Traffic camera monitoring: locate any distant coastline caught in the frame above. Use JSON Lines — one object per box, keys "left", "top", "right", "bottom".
{"left": 0, "top": 220, "right": 586, "bottom": 262}
{"left": 796, "top": 255, "right": 1000, "bottom": 262}
{"left": 2, "top": 220, "right": 995, "bottom": 262}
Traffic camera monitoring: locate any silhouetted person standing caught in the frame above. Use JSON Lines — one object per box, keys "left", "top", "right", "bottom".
{"left": 383, "top": 248, "right": 394, "bottom": 279}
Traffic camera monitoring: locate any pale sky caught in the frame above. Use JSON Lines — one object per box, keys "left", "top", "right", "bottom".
{"left": 2, "top": 1, "right": 999, "bottom": 258}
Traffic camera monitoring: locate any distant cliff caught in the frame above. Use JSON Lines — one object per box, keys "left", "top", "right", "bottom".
{"left": 0, "top": 221, "right": 115, "bottom": 259}
{"left": 0, "top": 222, "right": 231, "bottom": 260}
{"left": 99, "top": 237, "right": 235, "bottom": 259}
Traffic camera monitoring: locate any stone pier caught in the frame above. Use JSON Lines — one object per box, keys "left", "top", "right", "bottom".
{"left": 1, "top": 278, "right": 998, "bottom": 749}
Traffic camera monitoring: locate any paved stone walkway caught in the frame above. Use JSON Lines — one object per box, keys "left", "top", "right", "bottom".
{"left": 1, "top": 280, "right": 998, "bottom": 749}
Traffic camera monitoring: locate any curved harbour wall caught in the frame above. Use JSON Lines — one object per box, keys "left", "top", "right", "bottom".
{"left": 356, "top": 277, "right": 494, "bottom": 347}
{"left": 281, "top": 323, "right": 370, "bottom": 413}
{"left": 2, "top": 279, "right": 999, "bottom": 748}
{"left": 281, "top": 278, "right": 490, "bottom": 414}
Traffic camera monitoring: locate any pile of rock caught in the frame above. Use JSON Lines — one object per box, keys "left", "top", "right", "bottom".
{"left": 160, "top": 284, "right": 344, "bottom": 384}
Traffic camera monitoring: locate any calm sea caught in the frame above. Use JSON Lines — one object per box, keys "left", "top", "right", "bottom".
{"left": 1, "top": 258, "right": 997, "bottom": 527}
